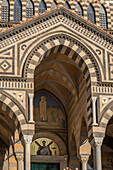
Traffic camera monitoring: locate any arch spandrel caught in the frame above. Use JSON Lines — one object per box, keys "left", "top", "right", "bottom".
{"left": 0, "top": 7, "right": 111, "bottom": 84}
{"left": 21, "top": 33, "right": 100, "bottom": 85}
{"left": 0, "top": 91, "right": 34, "bottom": 142}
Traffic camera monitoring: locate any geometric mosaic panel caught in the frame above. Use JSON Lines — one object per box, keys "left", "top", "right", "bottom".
{"left": 0, "top": 60, "right": 11, "bottom": 71}
{"left": 0, "top": 58, "right": 14, "bottom": 74}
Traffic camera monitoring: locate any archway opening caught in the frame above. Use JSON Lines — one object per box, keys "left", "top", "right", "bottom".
{"left": 32, "top": 53, "right": 89, "bottom": 169}
{"left": 102, "top": 116, "right": 113, "bottom": 170}
{"left": 0, "top": 107, "right": 17, "bottom": 169}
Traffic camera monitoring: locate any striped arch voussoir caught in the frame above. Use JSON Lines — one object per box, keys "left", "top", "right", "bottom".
{"left": 0, "top": 92, "right": 27, "bottom": 139}
{"left": 25, "top": 35, "right": 100, "bottom": 131}
{"left": 25, "top": 36, "right": 99, "bottom": 85}
{"left": 99, "top": 101, "right": 113, "bottom": 131}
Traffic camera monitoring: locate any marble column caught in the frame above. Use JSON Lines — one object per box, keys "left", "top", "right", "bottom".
{"left": 91, "top": 137, "right": 103, "bottom": 170}
{"left": 28, "top": 93, "right": 34, "bottom": 123}
{"left": 16, "top": 154, "right": 24, "bottom": 170}
{"left": 80, "top": 155, "right": 89, "bottom": 170}
{"left": 24, "top": 135, "right": 33, "bottom": 170}
{"left": 92, "top": 97, "right": 98, "bottom": 125}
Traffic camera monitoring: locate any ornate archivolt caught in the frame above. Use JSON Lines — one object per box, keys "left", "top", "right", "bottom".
{"left": 0, "top": 6, "right": 112, "bottom": 144}
{"left": 0, "top": 91, "right": 34, "bottom": 141}
{"left": 0, "top": 7, "right": 111, "bottom": 82}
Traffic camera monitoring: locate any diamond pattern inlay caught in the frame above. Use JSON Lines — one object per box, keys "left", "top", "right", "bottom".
{"left": 0, "top": 60, "right": 11, "bottom": 71}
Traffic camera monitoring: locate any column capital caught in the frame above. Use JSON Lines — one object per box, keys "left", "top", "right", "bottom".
{"left": 16, "top": 153, "right": 24, "bottom": 161}
{"left": 28, "top": 93, "right": 34, "bottom": 99}
{"left": 92, "top": 96, "right": 97, "bottom": 102}
{"left": 91, "top": 137, "right": 103, "bottom": 147}
{"left": 80, "top": 154, "right": 89, "bottom": 163}
{"left": 23, "top": 135, "right": 33, "bottom": 144}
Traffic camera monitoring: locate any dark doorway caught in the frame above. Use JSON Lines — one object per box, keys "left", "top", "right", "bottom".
{"left": 31, "top": 163, "right": 60, "bottom": 170}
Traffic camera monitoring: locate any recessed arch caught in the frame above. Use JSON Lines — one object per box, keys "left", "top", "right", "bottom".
{"left": 32, "top": 132, "right": 67, "bottom": 156}
{"left": 23, "top": 35, "right": 100, "bottom": 84}
{"left": 14, "top": 0, "right": 22, "bottom": 23}
{"left": 87, "top": 4, "right": 95, "bottom": 24}
{"left": 38, "top": 0, "right": 47, "bottom": 14}
{"left": 99, "top": 5, "right": 107, "bottom": 29}
{"left": 75, "top": 3, "right": 83, "bottom": 17}
{"left": 26, "top": 0, "right": 34, "bottom": 18}
{"left": 21, "top": 34, "right": 102, "bottom": 140}
{"left": 1, "top": 0, "right": 9, "bottom": 22}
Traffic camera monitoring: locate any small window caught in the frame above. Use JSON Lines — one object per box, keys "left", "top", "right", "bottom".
{"left": 51, "top": 1, "right": 57, "bottom": 8}
{"left": 64, "top": 1, "right": 70, "bottom": 9}
{"left": 38, "top": 0, "right": 47, "bottom": 14}
{"left": 14, "top": 0, "right": 22, "bottom": 23}
{"left": 75, "top": 3, "right": 83, "bottom": 17}
{"left": 87, "top": 4, "right": 95, "bottom": 24}
{"left": 1, "top": 0, "right": 9, "bottom": 22}
{"left": 26, "top": 0, "right": 34, "bottom": 18}
{"left": 99, "top": 5, "right": 107, "bottom": 29}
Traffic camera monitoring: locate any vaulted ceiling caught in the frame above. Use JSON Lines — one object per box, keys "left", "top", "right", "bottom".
{"left": 34, "top": 53, "right": 85, "bottom": 112}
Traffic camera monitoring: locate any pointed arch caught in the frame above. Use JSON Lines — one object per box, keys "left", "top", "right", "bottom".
{"left": 51, "top": 1, "right": 57, "bottom": 8}
{"left": 38, "top": 0, "right": 47, "bottom": 14}
{"left": 75, "top": 3, "right": 83, "bottom": 17}
{"left": 14, "top": 0, "right": 22, "bottom": 23}
{"left": 87, "top": 4, "right": 95, "bottom": 24}
{"left": 99, "top": 5, "right": 107, "bottom": 29}
{"left": 26, "top": 0, "right": 34, "bottom": 18}
{"left": 1, "top": 0, "right": 9, "bottom": 22}
{"left": 64, "top": 1, "right": 70, "bottom": 9}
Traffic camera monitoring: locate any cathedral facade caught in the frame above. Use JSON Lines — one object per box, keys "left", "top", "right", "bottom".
{"left": 0, "top": 0, "right": 113, "bottom": 170}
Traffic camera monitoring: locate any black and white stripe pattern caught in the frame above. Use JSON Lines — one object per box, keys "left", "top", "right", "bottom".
{"left": 0, "top": 92, "right": 33, "bottom": 140}
{"left": 25, "top": 36, "right": 99, "bottom": 140}
{"left": 0, "top": 0, "right": 112, "bottom": 30}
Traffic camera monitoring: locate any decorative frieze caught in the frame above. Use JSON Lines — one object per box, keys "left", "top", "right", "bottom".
{"left": 0, "top": 7, "right": 112, "bottom": 52}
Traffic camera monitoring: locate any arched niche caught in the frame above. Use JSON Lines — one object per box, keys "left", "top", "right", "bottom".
{"left": 32, "top": 132, "right": 67, "bottom": 156}
{"left": 33, "top": 90, "right": 67, "bottom": 129}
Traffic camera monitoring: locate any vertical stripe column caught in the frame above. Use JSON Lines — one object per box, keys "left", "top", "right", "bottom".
{"left": 109, "top": 2, "right": 113, "bottom": 29}
{"left": 10, "top": 0, "right": 15, "bottom": 21}
{"left": 93, "top": 4, "right": 100, "bottom": 27}
{"left": 82, "top": 3, "right": 88, "bottom": 20}
{"left": 22, "top": 1, "right": 26, "bottom": 21}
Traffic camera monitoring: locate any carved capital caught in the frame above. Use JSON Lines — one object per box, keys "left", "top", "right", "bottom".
{"left": 16, "top": 154, "right": 24, "bottom": 161}
{"left": 94, "top": 138, "right": 103, "bottom": 146}
{"left": 28, "top": 93, "right": 34, "bottom": 99}
{"left": 91, "top": 137, "right": 103, "bottom": 148}
{"left": 23, "top": 135, "right": 33, "bottom": 144}
{"left": 80, "top": 155, "right": 89, "bottom": 163}
{"left": 92, "top": 97, "right": 97, "bottom": 103}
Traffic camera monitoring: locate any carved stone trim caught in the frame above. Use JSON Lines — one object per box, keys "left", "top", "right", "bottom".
{"left": 23, "top": 135, "right": 33, "bottom": 144}
{"left": 80, "top": 155, "right": 89, "bottom": 163}
{"left": 0, "top": 7, "right": 112, "bottom": 51}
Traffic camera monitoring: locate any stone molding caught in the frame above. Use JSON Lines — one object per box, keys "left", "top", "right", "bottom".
{"left": 0, "top": 7, "right": 112, "bottom": 51}
{"left": 23, "top": 135, "right": 33, "bottom": 144}
{"left": 91, "top": 137, "right": 103, "bottom": 147}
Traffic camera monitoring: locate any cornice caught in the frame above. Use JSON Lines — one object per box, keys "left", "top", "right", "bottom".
{"left": 0, "top": 7, "right": 113, "bottom": 51}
